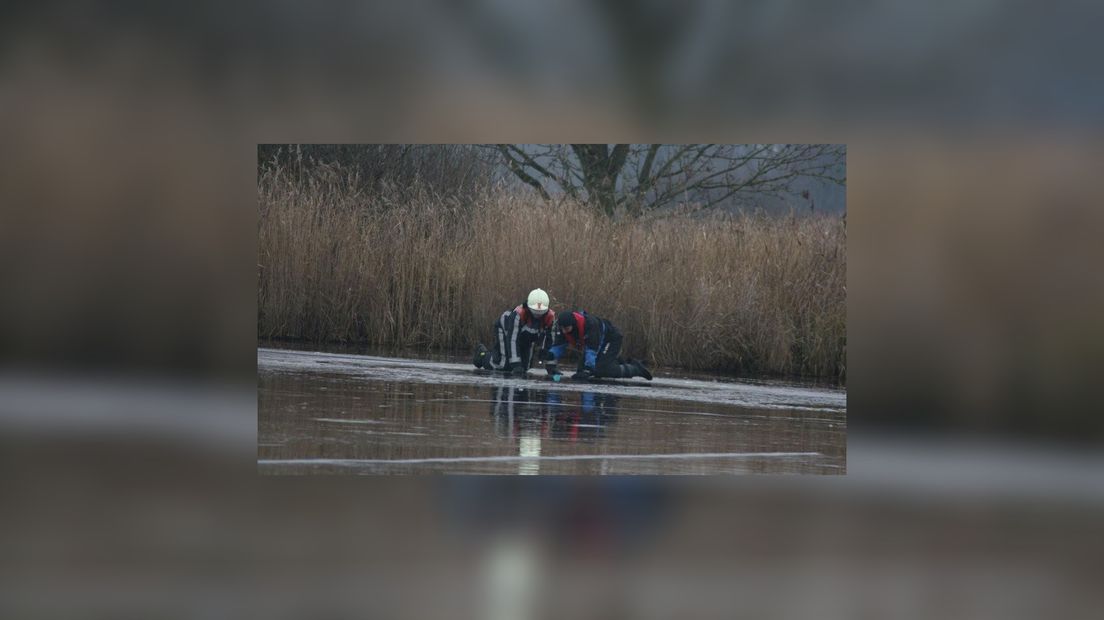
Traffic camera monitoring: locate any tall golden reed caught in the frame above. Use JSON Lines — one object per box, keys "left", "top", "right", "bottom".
{"left": 258, "top": 163, "right": 846, "bottom": 381}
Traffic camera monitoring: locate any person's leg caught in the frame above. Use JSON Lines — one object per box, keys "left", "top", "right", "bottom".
{"left": 627, "top": 357, "right": 653, "bottom": 380}
{"left": 472, "top": 342, "right": 488, "bottom": 368}
{"left": 473, "top": 318, "right": 499, "bottom": 368}
{"left": 595, "top": 335, "right": 652, "bottom": 379}
{"left": 482, "top": 316, "right": 509, "bottom": 370}
{"left": 593, "top": 334, "right": 624, "bottom": 377}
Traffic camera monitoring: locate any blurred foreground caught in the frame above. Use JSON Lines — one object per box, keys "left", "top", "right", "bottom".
{"left": 2, "top": 373, "right": 1101, "bottom": 617}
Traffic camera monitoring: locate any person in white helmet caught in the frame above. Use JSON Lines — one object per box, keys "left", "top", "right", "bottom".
{"left": 472, "top": 288, "right": 557, "bottom": 377}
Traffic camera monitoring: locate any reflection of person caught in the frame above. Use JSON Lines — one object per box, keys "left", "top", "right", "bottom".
{"left": 489, "top": 385, "right": 558, "bottom": 439}
{"left": 543, "top": 309, "right": 652, "bottom": 381}
{"left": 473, "top": 288, "right": 555, "bottom": 377}
{"left": 488, "top": 387, "right": 618, "bottom": 442}
{"left": 487, "top": 385, "right": 561, "bottom": 475}
{"left": 550, "top": 391, "right": 620, "bottom": 441}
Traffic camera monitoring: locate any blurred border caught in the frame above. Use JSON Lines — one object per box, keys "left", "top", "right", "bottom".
{"left": 2, "top": 2, "right": 1102, "bottom": 617}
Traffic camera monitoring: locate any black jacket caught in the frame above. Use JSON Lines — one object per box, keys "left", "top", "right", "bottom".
{"left": 546, "top": 310, "right": 620, "bottom": 369}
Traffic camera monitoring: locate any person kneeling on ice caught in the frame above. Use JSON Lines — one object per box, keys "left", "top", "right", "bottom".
{"left": 472, "top": 288, "right": 556, "bottom": 377}
{"left": 542, "top": 309, "right": 652, "bottom": 382}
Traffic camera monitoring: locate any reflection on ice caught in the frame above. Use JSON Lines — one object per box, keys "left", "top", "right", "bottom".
{"left": 258, "top": 348, "right": 846, "bottom": 474}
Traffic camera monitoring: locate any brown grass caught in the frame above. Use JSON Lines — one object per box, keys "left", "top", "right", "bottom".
{"left": 258, "top": 163, "right": 846, "bottom": 381}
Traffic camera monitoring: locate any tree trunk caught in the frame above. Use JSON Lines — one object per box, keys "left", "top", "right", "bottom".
{"left": 571, "top": 144, "right": 629, "bottom": 216}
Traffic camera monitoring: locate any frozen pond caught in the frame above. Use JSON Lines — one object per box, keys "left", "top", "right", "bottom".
{"left": 258, "top": 347, "right": 846, "bottom": 474}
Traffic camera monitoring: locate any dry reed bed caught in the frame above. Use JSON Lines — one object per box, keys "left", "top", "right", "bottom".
{"left": 258, "top": 166, "right": 846, "bottom": 381}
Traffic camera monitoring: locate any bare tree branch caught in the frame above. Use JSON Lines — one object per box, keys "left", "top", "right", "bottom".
{"left": 494, "top": 145, "right": 552, "bottom": 200}
{"left": 490, "top": 143, "right": 844, "bottom": 217}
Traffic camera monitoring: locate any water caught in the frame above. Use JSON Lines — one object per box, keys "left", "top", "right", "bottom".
{"left": 258, "top": 347, "right": 846, "bottom": 474}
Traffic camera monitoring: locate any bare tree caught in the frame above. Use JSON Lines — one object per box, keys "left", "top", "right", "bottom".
{"left": 492, "top": 144, "right": 845, "bottom": 217}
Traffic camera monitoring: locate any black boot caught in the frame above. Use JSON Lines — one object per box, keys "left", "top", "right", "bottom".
{"left": 472, "top": 343, "right": 489, "bottom": 369}
{"left": 624, "top": 358, "right": 652, "bottom": 380}
{"left": 614, "top": 362, "right": 636, "bottom": 378}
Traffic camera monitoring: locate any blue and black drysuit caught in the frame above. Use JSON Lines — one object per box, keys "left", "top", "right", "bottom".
{"left": 544, "top": 310, "right": 651, "bottom": 380}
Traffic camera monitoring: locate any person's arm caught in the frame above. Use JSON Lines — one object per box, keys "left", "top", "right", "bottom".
{"left": 508, "top": 310, "right": 523, "bottom": 365}
{"left": 582, "top": 315, "right": 601, "bottom": 370}
{"left": 543, "top": 328, "right": 566, "bottom": 380}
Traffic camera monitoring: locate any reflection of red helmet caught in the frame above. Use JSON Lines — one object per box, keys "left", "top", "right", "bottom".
{"left": 553, "top": 410, "right": 581, "bottom": 442}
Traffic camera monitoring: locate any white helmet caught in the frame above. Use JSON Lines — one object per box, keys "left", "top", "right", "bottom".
{"left": 526, "top": 288, "right": 550, "bottom": 316}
